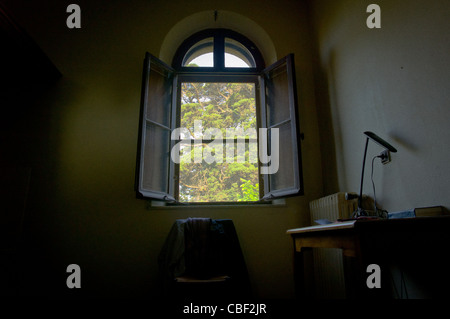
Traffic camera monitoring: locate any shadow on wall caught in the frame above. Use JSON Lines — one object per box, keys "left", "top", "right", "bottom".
{"left": 311, "top": 46, "right": 339, "bottom": 195}
{"left": 159, "top": 10, "right": 277, "bottom": 66}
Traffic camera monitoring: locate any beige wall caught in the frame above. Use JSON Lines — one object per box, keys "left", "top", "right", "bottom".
{"left": 3, "top": 0, "right": 322, "bottom": 298}
{"left": 6, "top": 0, "right": 449, "bottom": 300}
{"left": 309, "top": 0, "right": 450, "bottom": 212}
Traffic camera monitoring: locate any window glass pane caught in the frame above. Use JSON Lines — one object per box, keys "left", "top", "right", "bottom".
{"left": 146, "top": 64, "right": 172, "bottom": 126}
{"left": 142, "top": 124, "right": 170, "bottom": 193}
{"left": 268, "top": 122, "right": 293, "bottom": 191}
{"left": 265, "top": 62, "right": 290, "bottom": 126}
{"left": 179, "top": 147, "right": 259, "bottom": 202}
{"left": 179, "top": 82, "right": 259, "bottom": 202}
{"left": 180, "top": 82, "right": 257, "bottom": 134}
{"left": 225, "top": 38, "right": 255, "bottom": 68}
{"left": 188, "top": 53, "right": 214, "bottom": 67}
{"left": 182, "top": 37, "right": 214, "bottom": 67}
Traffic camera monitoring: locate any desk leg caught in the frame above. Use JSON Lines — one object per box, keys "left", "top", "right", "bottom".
{"left": 294, "top": 247, "right": 313, "bottom": 299}
{"left": 343, "top": 255, "right": 361, "bottom": 299}
{"left": 343, "top": 250, "right": 390, "bottom": 299}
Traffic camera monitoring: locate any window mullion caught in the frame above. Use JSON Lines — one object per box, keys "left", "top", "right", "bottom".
{"left": 146, "top": 119, "right": 170, "bottom": 130}
{"left": 170, "top": 74, "right": 180, "bottom": 201}
{"left": 214, "top": 34, "right": 225, "bottom": 70}
{"left": 268, "top": 118, "right": 291, "bottom": 129}
{"left": 258, "top": 74, "right": 270, "bottom": 198}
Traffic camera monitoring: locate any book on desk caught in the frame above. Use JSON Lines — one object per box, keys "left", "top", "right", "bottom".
{"left": 387, "top": 206, "right": 448, "bottom": 219}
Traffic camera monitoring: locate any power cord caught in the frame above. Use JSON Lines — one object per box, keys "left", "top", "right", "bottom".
{"left": 371, "top": 154, "right": 389, "bottom": 219}
{"left": 389, "top": 267, "right": 409, "bottom": 299}
{"left": 372, "top": 153, "right": 410, "bottom": 299}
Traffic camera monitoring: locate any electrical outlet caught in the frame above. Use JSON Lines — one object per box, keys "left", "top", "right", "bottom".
{"left": 380, "top": 149, "right": 391, "bottom": 165}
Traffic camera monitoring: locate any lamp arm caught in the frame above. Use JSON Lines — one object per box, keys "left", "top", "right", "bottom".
{"left": 358, "top": 137, "right": 369, "bottom": 210}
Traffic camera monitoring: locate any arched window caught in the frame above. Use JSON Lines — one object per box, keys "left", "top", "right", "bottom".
{"left": 172, "top": 29, "right": 264, "bottom": 70}
{"left": 135, "top": 29, "right": 303, "bottom": 205}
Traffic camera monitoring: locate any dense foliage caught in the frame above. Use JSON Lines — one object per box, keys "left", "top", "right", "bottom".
{"left": 178, "top": 82, "right": 259, "bottom": 202}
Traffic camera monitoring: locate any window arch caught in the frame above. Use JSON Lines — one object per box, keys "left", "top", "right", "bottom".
{"left": 172, "top": 29, "right": 265, "bottom": 71}
{"left": 135, "top": 29, "right": 303, "bottom": 204}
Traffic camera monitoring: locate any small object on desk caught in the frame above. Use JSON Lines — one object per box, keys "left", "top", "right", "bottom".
{"left": 314, "top": 219, "right": 333, "bottom": 225}
{"left": 386, "top": 206, "right": 448, "bottom": 219}
{"left": 414, "top": 206, "right": 447, "bottom": 217}
{"left": 387, "top": 210, "right": 416, "bottom": 219}
{"left": 337, "top": 216, "right": 379, "bottom": 222}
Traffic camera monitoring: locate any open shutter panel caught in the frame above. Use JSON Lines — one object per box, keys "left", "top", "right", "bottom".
{"left": 260, "top": 54, "right": 303, "bottom": 200}
{"left": 136, "top": 53, "right": 176, "bottom": 201}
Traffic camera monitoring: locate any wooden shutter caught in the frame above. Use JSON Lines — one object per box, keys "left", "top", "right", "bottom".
{"left": 259, "top": 54, "right": 303, "bottom": 200}
{"left": 136, "top": 53, "right": 176, "bottom": 201}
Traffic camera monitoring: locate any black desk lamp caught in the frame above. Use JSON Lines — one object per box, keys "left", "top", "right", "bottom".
{"left": 353, "top": 131, "right": 397, "bottom": 218}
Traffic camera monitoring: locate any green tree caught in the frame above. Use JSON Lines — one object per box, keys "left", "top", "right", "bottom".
{"left": 239, "top": 178, "right": 259, "bottom": 202}
{"left": 178, "top": 82, "right": 259, "bottom": 202}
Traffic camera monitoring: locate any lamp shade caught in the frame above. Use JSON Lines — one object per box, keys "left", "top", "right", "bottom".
{"left": 354, "top": 131, "right": 398, "bottom": 218}
{"left": 364, "top": 131, "right": 397, "bottom": 153}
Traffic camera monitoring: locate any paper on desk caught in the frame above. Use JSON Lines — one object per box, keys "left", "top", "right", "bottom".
{"left": 314, "top": 219, "right": 333, "bottom": 225}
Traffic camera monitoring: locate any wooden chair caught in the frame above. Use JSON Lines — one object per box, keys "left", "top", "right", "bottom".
{"left": 159, "top": 218, "right": 251, "bottom": 300}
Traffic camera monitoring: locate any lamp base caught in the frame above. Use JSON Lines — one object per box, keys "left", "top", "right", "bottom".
{"left": 352, "top": 207, "right": 386, "bottom": 220}
{"left": 352, "top": 207, "right": 369, "bottom": 219}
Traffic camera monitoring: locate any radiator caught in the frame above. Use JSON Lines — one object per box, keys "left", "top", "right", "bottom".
{"left": 310, "top": 192, "right": 357, "bottom": 223}
{"left": 309, "top": 192, "right": 358, "bottom": 299}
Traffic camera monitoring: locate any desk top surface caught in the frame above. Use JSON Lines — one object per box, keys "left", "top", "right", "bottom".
{"left": 286, "top": 220, "right": 356, "bottom": 234}
{"left": 286, "top": 216, "right": 450, "bottom": 235}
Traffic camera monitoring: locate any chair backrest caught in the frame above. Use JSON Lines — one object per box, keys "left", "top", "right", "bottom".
{"left": 184, "top": 217, "right": 213, "bottom": 279}
{"left": 159, "top": 217, "right": 252, "bottom": 296}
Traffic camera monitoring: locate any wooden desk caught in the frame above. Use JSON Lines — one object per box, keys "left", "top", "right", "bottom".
{"left": 287, "top": 217, "right": 450, "bottom": 299}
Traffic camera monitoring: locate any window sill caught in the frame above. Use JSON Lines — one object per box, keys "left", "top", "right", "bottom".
{"left": 146, "top": 198, "right": 286, "bottom": 210}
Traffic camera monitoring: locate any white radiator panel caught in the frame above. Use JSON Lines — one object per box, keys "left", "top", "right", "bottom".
{"left": 309, "top": 193, "right": 357, "bottom": 299}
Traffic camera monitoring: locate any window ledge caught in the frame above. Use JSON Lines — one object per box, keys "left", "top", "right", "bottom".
{"left": 146, "top": 198, "right": 286, "bottom": 209}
